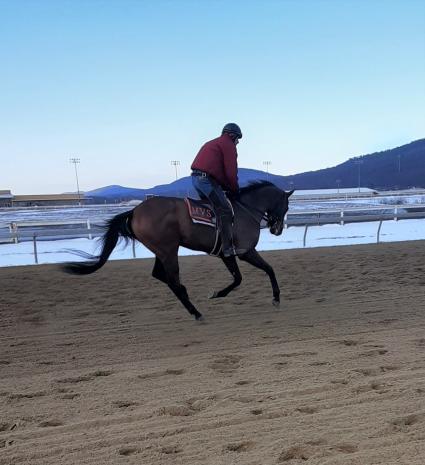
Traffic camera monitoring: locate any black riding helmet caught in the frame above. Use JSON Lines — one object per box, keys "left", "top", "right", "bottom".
{"left": 222, "top": 123, "right": 242, "bottom": 139}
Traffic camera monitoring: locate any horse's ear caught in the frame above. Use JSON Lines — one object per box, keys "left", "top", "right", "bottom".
{"left": 287, "top": 189, "right": 295, "bottom": 197}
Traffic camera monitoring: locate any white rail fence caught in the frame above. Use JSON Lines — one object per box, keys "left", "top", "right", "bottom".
{"left": 1, "top": 204, "right": 425, "bottom": 264}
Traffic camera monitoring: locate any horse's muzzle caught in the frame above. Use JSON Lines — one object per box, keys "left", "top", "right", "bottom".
{"left": 270, "top": 222, "right": 283, "bottom": 236}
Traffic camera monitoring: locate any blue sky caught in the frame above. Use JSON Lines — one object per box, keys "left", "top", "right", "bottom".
{"left": 1, "top": 0, "right": 424, "bottom": 194}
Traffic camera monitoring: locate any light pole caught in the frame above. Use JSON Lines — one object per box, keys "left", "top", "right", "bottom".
{"left": 354, "top": 159, "right": 363, "bottom": 193}
{"left": 171, "top": 160, "right": 180, "bottom": 181}
{"left": 69, "top": 157, "right": 81, "bottom": 205}
{"left": 262, "top": 161, "right": 271, "bottom": 180}
{"left": 336, "top": 179, "right": 341, "bottom": 194}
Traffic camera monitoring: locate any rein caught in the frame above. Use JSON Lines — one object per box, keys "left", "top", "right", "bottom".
{"left": 234, "top": 199, "right": 269, "bottom": 225}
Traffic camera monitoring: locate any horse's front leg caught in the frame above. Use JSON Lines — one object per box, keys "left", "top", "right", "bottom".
{"left": 209, "top": 255, "right": 242, "bottom": 299}
{"left": 239, "top": 249, "right": 280, "bottom": 307}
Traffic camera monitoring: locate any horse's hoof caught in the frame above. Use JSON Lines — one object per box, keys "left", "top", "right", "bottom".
{"left": 272, "top": 299, "right": 280, "bottom": 308}
{"left": 208, "top": 291, "right": 218, "bottom": 299}
{"left": 195, "top": 314, "right": 205, "bottom": 322}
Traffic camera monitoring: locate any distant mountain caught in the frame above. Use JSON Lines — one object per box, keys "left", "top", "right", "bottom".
{"left": 86, "top": 168, "right": 279, "bottom": 201}
{"left": 284, "top": 138, "right": 425, "bottom": 191}
{"left": 87, "top": 138, "right": 425, "bottom": 200}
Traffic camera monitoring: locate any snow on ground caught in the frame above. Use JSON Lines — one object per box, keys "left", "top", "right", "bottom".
{"left": 1, "top": 219, "right": 425, "bottom": 267}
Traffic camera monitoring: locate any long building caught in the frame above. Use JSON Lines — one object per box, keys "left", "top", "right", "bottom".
{"left": 0, "top": 190, "right": 13, "bottom": 207}
{"left": 0, "top": 191, "right": 86, "bottom": 207}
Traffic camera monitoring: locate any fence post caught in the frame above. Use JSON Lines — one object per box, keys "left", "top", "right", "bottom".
{"left": 394, "top": 207, "right": 398, "bottom": 221}
{"left": 132, "top": 240, "right": 136, "bottom": 258}
{"left": 87, "top": 219, "right": 92, "bottom": 240}
{"left": 377, "top": 220, "right": 383, "bottom": 243}
{"left": 10, "top": 222, "right": 18, "bottom": 243}
{"left": 33, "top": 234, "right": 38, "bottom": 264}
{"left": 303, "top": 225, "right": 309, "bottom": 247}
{"left": 340, "top": 211, "right": 344, "bottom": 226}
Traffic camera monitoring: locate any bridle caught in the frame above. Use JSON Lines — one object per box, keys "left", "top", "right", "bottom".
{"left": 235, "top": 194, "right": 287, "bottom": 229}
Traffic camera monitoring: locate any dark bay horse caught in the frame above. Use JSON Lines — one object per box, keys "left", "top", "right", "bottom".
{"left": 63, "top": 181, "right": 294, "bottom": 320}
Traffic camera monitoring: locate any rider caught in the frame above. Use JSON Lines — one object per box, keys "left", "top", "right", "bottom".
{"left": 191, "top": 123, "right": 242, "bottom": 257}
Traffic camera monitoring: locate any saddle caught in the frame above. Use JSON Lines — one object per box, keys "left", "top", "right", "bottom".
{"left": 185, "top": 197, "right": 235, "bottom": 256}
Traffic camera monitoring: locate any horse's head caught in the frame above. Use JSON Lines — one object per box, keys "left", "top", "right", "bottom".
{"left": 238, "top": 181, "right": 294, "bottom": 236}
{"left": 266, "top": 188, "right": 294, "bottom": 235}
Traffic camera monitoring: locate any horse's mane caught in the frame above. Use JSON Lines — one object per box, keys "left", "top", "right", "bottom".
{"left": 239, "top": 180, "right": 275, "bottom": 195}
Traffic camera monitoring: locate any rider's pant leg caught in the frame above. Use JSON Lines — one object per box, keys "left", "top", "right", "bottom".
{"left": 208, "top": 187, "right": 235, "bottom": 256}
{"left": 191, "top": 176, "right": 235, "bottom": 256}
{"left": 192, "top": 175, "right": 213, "bottom": 200}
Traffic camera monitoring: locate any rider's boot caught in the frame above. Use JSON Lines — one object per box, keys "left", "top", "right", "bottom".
{"left": 220, "top": 213, "right": 236, "bottom": 257}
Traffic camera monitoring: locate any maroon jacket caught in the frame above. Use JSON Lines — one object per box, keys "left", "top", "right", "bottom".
{"left": 191, "top": 134, "right": 239, "bottom": 192}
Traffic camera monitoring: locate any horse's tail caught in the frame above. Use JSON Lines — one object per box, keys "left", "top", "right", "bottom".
{"left": 62, "top": 210, "right": 134, "bottom": 275}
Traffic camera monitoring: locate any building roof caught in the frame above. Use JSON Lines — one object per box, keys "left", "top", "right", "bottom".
{"left": 13, "top": 194, "right": 82, "bottom": 201}
{"left": 294, "top": 188, "right": 377, "bottom": 196}
{"left": 0, "top": 190, "right": 13, "bottom": 199}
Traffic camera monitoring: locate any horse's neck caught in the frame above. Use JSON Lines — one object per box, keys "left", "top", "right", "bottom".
{"left": 239, "top": 188, "right": 269, "bottom": 213}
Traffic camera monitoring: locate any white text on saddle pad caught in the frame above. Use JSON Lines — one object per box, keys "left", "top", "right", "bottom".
{"left": 184, "top": 198, "right": 216, "bottom": 227}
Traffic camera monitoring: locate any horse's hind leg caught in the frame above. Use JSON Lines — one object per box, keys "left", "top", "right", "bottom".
{"left": 239, "top": 249, "right": 280, "bottom": 307}
{"left": 152, "top": 257, "right": 167, "bottom": 284}
{"left": 209, "top": 256, "right": 242, "bottom": 299}
{"left": 161, "top": 254, "right": 203, "bottom": 321}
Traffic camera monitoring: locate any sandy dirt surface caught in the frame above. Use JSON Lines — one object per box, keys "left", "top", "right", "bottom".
{"left": 1, "top": 241, "right": 425, "bottom": 465}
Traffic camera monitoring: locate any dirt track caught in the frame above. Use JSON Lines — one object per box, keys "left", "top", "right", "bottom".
{"left": 1, "top": 241, "right": 425, "bottom": 464}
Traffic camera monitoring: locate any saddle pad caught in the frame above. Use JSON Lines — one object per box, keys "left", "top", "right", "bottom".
{"left": 185, "top": 198, "right": 216, "bottom": 227}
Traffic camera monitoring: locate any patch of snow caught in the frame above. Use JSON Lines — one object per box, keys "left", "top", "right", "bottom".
{"left": 1, "top": 219, "right": 425, "bottom": 267}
